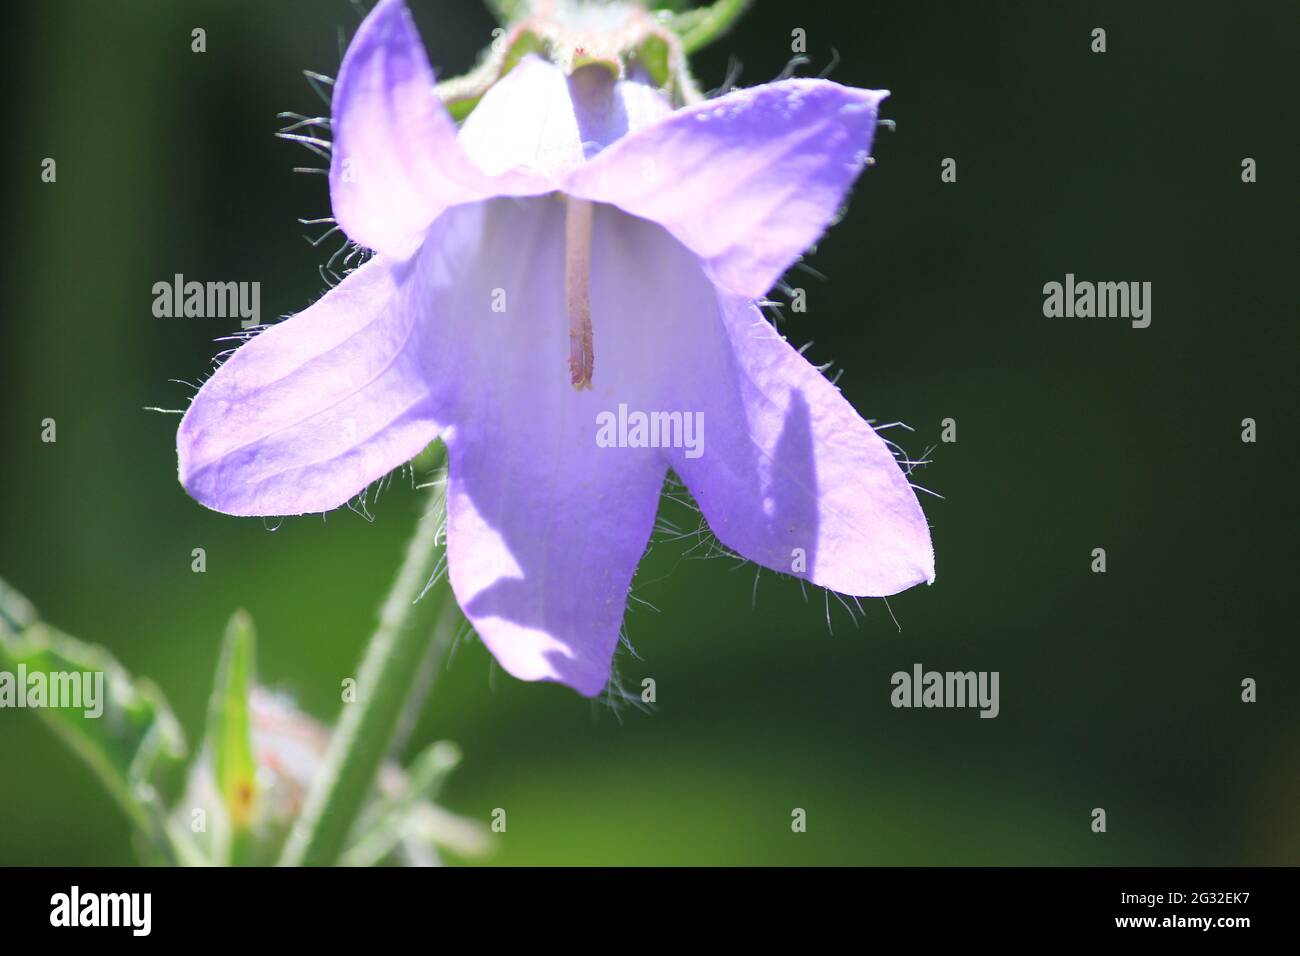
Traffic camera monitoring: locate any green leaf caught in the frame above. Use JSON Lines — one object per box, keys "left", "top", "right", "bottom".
{"left": 203, "top": 610, "right": 258, "bottom": 862}
{"left": 0, "top": 576, "right": 189, "bottom": 863}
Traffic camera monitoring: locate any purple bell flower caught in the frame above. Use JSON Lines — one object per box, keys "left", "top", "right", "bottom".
{"left": 178, "top": 0, "right": 933, "bottom": 696}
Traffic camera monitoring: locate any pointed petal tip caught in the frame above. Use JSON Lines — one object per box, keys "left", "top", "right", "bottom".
{"left": 527, "top": 667, "right": 612, "bottom": 700}
{"left": 461, "top": 612, "right": 615, "bottom": 699}
{"left": 566, "top": 77, "right": 895, "bottom": 299}
{"left": 561, "top": 670, "right": 612, "bottom": 700}
{"left": 174, "top": 258, "right": 445, "bottom": 521}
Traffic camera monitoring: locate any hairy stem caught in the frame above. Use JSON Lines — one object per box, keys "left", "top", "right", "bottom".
{"left": 279, "top": 449, "right": 451, "bottom": 867}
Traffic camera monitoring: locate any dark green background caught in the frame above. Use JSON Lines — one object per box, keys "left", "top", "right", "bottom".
{"left": 1, "top": 0, "right": 1295, "bottom": 865}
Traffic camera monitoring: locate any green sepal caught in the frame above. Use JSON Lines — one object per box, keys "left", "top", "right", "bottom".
{"left": 340, "top": 740, "right": 478, "bottom": 867}
{"left": 203, "top": 609, "right": 259, "bottom": 863}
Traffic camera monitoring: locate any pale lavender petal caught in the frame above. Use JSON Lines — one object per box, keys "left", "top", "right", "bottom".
{"left": 458, "top": 55, "right": 671, "bottom": 179}
{"left": 446, "top": 437, "right": 666, "bottom": 696}
{"left": 430, "top": 199, "right": 711, "bottom": 695}
{"left": 177, "top": 257, "right": 446, "bottom": 517}
{"left": 566, "top": 79, "right": 888, "bottom": 298}
{"left": 665, "top": 288, "right": 935, "bottom": 596}
{"left": 329, "top": 0, "right": 548, "bottom": 258}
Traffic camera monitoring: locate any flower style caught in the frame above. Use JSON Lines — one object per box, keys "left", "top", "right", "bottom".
{"left": 177, "top": 0, "right": 934, "bottom": 696}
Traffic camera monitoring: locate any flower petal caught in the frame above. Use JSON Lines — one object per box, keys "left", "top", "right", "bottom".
{"left": 664, "top": 290, "right": 935, "bottom": 596}
{"left": 428, "top": 198, "right": 928, "bottom": 692}
{"left": 329, "top": 0, "right": 548, "bottom": 257}
{"left": 566, "top": 79, "right": 888, "bottom": 298}
{"left": 431, "top": 198, "right": 718, "bottom": 695}
{"left": 177, "top": 257, "right": 446, "bottom": 517}
{"left": 458, "top": 55, "right": 672, "bottom": 179}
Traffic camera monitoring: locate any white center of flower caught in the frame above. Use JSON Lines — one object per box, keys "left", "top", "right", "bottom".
{"left": 565, "top": 195, "right": 595, "bottom": 390}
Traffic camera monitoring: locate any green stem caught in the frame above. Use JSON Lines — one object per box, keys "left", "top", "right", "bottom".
{"left": 390, "top": 599, "right": 464, "bottom": 759}
{"left": 278, "top": 450, "right": 451, "bottom": 867}
{"left": 668, "top": 0, "right": 752, "bottom": 55}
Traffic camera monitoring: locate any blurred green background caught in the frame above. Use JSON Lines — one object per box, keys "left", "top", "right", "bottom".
{"left": 1, "top": 0, "right": 1296, "bottom": 865}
